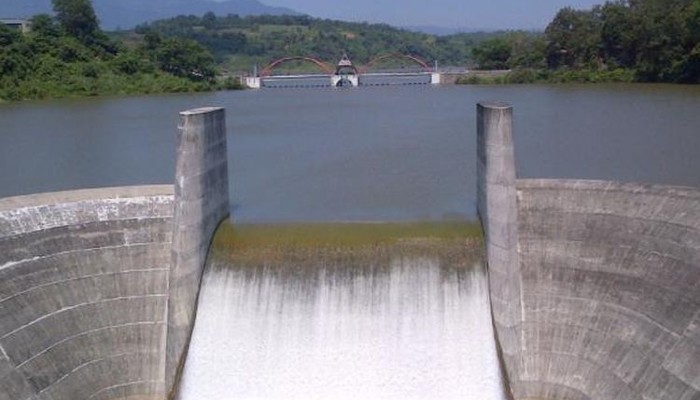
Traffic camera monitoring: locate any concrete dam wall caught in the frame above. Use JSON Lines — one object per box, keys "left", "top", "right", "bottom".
{"left": 0, "top": 101, "right": 698, "bottom": 400}
{"left": 0, "top": 108, "right": 229, "bottom": 400}
{"left": 516, "top": 180, "right": 700, "bottom": 400}
{"left": 0, "top": 186, "right": 174, "bottom": 400}
{"left": 478, "top": 103, "right": 700, "bottom": 400}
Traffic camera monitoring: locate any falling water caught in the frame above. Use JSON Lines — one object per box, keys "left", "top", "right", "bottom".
{"left": 178, "top": 224, "right": 506, "bottom": 400}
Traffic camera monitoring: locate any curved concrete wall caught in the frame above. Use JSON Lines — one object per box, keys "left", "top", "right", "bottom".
{"left": 0, "top": 106, "right": 229, "bottom": 400}
{"left": 477, "top": 103, "right": 700, "bottom": 400}
{"left": 0, "top": 186, "right": 174, "bottom": 400}
{"left": 515, "top": 180, "right": 700, "bottom": 400}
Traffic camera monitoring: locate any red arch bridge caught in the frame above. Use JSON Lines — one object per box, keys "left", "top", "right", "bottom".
{"left": 244, "top": 53, "right": 442, "bottom": 88}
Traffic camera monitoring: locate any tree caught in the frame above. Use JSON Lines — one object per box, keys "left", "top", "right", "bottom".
{"left": 508, "top": 33, "right": 547, "bottom": 69}
{"left": 0, "top": 24, "right": 21, "bottom": 47}
{"left": 673, "top": 0, "right": 700, "bottom": 82}
{"left": 599, "top": 1, "right": 638, "bottom": 68}
{"left": 472, "top": 37, "right": 511, "bottom": 69}
{"left": 155, "top": 38, "right": 216, "bottom": 81}
{"left": 30, "top": 14, "right": 61, "bottom": 39}
{"left": 545, "top": 7, "right": 602, "bottom": 69}
{"left": 52, "top": 0, "right": 100, "bottom": 43}
{"left": 202, "top": 12, "right": 217, "bottom": 30}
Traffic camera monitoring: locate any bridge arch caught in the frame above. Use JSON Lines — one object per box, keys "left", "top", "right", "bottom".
{"left": 259, "top": 56, "right": 333, "bottom": 77}
{"left": 360, "top": 53, "right": 432, "bottom": 73}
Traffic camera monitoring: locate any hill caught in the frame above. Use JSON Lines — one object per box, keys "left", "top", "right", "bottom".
{"left": 0, "top": 0, "right": 300, "bottom": 30}
{"left": 0, "top": 1, "right": 239, "bottom": 102}
{"left": 135, "top": 14, "right": 503, "bottom": 73}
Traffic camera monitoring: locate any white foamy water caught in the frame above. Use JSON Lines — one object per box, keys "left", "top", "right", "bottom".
{"left": 178, "top": 258, "right": 506, "bottom": 400}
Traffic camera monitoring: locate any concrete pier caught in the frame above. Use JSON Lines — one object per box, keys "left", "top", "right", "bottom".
{"left": 167, "top": 107, "right": 230, "bottom": 396}
{"left": 244, "top": 76, "right": 260, "bottom": 89}
{"left": 476, "top": 102, "right": 523, "bottom": 393}
{"left": 478, "top": 104, "right": 700, "bottom": 400}
{"left": 331, "top": 74, "right": 359, "bottom": 87}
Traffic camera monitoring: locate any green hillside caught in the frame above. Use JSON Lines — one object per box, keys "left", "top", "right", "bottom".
{"left": 0, "top": 0, "right": 239, "bottom": 102}
{"left": 134, "top": 14, "right": 502, "bottom": 73}
{"left": 4, "top": 0, "right": 696, "bottom": 102}
{"left": 136, "top": 0, "right": 700, "bottom": 84}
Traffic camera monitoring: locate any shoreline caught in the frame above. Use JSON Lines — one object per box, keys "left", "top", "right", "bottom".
{"left": 454, "top": 68, "right": 637, "bottom": 85}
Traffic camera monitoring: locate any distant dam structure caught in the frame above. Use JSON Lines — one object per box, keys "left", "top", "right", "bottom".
{"left": 0, "top": 103, "right": 697, "bottom": 400}
{"left": 244, "top": 53, "right": 441, "bottom": 89}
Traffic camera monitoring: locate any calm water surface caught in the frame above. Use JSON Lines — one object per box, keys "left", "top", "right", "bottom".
{"left": 1, "top": 84, "right": 699, "bottom": 221}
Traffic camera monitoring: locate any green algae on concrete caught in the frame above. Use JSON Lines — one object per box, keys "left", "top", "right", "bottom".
{"left": 209, "top": 220, "right": 484, "bottom": 269}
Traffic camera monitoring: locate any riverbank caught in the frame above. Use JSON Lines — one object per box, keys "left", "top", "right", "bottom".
{"left": 455, "top": 68, "right": 636, "bottom": 85}
{"left": 0, "top": 73, "right": 243, "bottom": 103}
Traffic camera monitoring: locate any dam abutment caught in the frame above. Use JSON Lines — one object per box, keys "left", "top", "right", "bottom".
{"left": 0, "top": 107, "right": 229, "bottom": 400}
{"left": 167, "top": 107, "right": 230, "bottom": 396}
{"left": 478, "top": 103, "right": 700, "bottom": 399}
{"left": 476, "top": 102, "right": 523, "bottom": 396}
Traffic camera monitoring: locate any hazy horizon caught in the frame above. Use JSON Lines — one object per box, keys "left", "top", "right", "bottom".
{"left": 219, "top": 0, "right": 603, "bottom": 30}
{"left": 1, "top": 0, "right": 605, "bottom": 32}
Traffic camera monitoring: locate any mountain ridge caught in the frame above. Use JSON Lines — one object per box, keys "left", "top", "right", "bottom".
{"left": 0, "top": 0, "right": 300, "bottom": 30}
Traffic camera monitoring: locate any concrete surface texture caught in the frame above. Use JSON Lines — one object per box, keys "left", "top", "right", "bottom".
{"left": 516, "top": 180, "right": 700, "bottom": 400}
{"left": 166, "top": 107, "right": 229, "bottom": 396}
{"left": 0, "top": 107, "right": 229, "bottom": 400}
{"left": 478, "top": 103, "right": 700, "bottom": 400}
{"left": 0, "top": 186, "right": 174, "bottom": 400}
{"left": 476, "top": 102, "right": 523, "bottom": 388}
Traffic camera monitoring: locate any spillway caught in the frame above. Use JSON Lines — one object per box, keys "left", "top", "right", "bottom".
{"left": 176, "top": 223, "right": 507, "bottom": 400}
{"left": 2, "top": 104, "right": 697, "bottom": 400}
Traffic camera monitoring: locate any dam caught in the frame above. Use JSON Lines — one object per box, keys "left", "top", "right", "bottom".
{"left": 0, "top": 103, "right": 698, "bottom": 399}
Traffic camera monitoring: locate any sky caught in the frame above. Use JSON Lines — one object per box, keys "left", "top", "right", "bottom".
{"left": 247, "top": 0, "right": 603, "bottom": 30}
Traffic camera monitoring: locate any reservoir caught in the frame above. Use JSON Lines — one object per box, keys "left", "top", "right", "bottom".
{"left": 1, "top": 84, "right": 699, "bottom": 222}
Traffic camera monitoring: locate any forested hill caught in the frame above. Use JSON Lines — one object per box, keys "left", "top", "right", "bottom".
{"left": 541, "top": 0, "right": 699, "bottom": 83}
{"left": 3, "top": 0, "right": 696, "bottom": 103}
{"left": 462, "top": 0, "right": 700, "bottom": 83}
{"left": 138, "top": 0, "right": 700, "bottom": 84}
{"left": 0, "top": 0, "right": 233, "bottom": 102}
{"left": 134, "top": 14, "right": 504, "bottom": 72}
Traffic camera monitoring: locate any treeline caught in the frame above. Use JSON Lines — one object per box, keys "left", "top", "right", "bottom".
{"left": 0, "top": 0, "right": 234, "bottom": 102}
{"left": 136, "top": 14, "right": 501, "bottom": 71}
{"left": 138, "top": 1, "right": 700, "bottom": 84}
{"left": 471, "top": 0, "right": 700, "bottom": 83}
{"left": 3, "top": 0, "right": 696, "bottom": 101}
